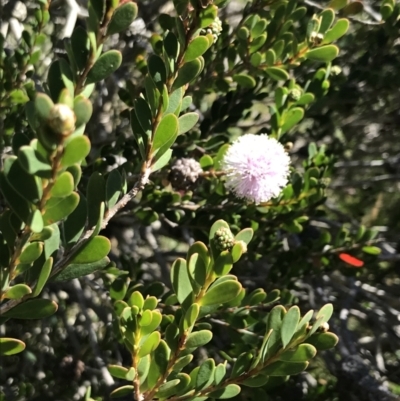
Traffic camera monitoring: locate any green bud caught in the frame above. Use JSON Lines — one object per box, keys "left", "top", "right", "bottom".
{"left": 213, "top": 227, "right": 235, "bottom": 252}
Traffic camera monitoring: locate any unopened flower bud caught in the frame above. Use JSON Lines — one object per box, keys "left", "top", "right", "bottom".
{"left": 201, "top": 16, "right": 223, "bottom": 43}
{"left": 330, "top": 66, "right": 342, "bottom": 76}
{"left": 213, "top": 227, "right": 235, "bottom": 252}
{"left": 169, "top": 158, "right": 203, "bottom": 191}
{"left": 47, "top": 104, "right": 76, "bottom": 138}
{"left": 318, "top": 322, "right": 329, "bottom": 333}
{"left": 309, "top": 31, "right": 324, "bottom": 45}
{"left": 289, "top": 88, "right": 301, "bottom": 101}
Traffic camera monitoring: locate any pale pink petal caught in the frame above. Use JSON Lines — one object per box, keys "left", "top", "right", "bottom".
{"left": 221, "top": 134, "right": 290, "bottom": 204}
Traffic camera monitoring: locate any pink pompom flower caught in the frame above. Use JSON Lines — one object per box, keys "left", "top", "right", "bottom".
{"left": 221, "top": 134, "right": 290, "bottom": 204}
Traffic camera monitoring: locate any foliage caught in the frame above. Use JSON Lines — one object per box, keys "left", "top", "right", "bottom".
{"left": 0, "top": 0, "right": 399, "bottom": 400}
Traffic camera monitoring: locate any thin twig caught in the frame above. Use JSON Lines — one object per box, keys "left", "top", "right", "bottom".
{"left": 0, "top": 167, "right": 151, "bottom": 316}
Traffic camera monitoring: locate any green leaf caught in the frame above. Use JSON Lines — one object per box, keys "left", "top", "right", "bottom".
{"left": 138, "top": 331, "right": 161, "bottom": 357}
{"left": 59, "top": 82, "right": 75, "bottom": 109}
{"left": 0, "top": 173, "right": 31, "bottom": 224}
{"left": 30, "top": 210, "right": 44, "bottom": 234}
{"left": 251, "top": 18, "right": 268, "bottom": 38}
{"left": 362, "top": 246, "right": 381, "bottom": 255}
{"left": 156, "top": 379, "right": 181, "bottom": 398}
{"left": 70, "top": 236, "right": 111, "bottom": 264}
{"left": 172, "top": 58, "right": 203, "bottom": 90}
{"left": 281, "top": 107, "right": 304, "bottom": 134}
{"left": 43, "top": 193, "right": 80, "bottom": 225}
{"left": 134, "top": 97, "right": 153, "bottom": 135}
{"left": 322, "top": 19, "right": 349, "bottom": 44}
{"left": 262, "top": 361, "right": 308, "bottom": 376}
{"left": 144, "top": 76, "right": 160, "bottom": 117}
{"left": 74, "top": 95, "right": 93, "bottom": 127}
{"left": 147, "top": 339, "right": 169, "bottom": 387}
{"left": 200, "top": 280, "right": 241, "bottom": 306}
{"left": 62, "top": 194, "right": 87, "bottom": 246}
{"left": 152, "top": 113, "right": 179, "bottom": 153}
{"left": 4, "top": 284, "right": 32, "bottom": 300}
{"left": 184, "top": 303, "right": 200, "bottom": 330}
{"left": 316, "top": 303, "right": 333, "bottom": 326}
{"left": 213, "top": 251, "right": 233, "bottom": 276}
{"left": 110, "top": 386, "right": 134, "bottom": 399}
{"left": 181, "top": 95, "right": 192, "bottom": 111}
{"left": 47, "top": 59, "right": 74, "bottom": 102}
{"left": 178, "top": 112, "right": 199, "bottom": 135}
{"left": 107, "top": 2, "right": 138, "bottom": 35}
{"left": 342, "top": 1, "right": 363, "bottom": 16}
{"left": 52, "top": 257, "right": 110, "bottom": 281}
{"left": 196, "top": 358, "right": 215, "bottom": 390}
{"left": 188, "top": 253, "right": 207, "bottom": 289}
{"left": 328, "top": 0, "right": 348, "bottom": 10}
{"left": 139, "top": 309, "right": 152, "bottom": 326}
{"left": 234, "top": 228, "right": 253, "bottom": 245}
{"left": 50, "top": 171, "right": 74, "bottom": 197}
{"left": 60, "top": 136, "right": 91, "bottom": 167}
{"left": 173, "top": 355, "right": 193, "bottom": 373}
{"left": 263, "top": 306, "right": 285, "bottom": 361}
{"left": 199, "top": 4, "right": 218, "bottom": 28}
{"left": 35, "top": 93, "right": 54, "bottom": 121}
{"left": 87, "top": 172, "right": 106, "bottom": 228}
{"left": 18, "top": 146, "right": 52, "bottom": 176}
{"left": 214, "top": 363, "right": 226, "bottom": 385}
{"left": 3, "top": 299, "right": 58, "bottom": 319}
{"left": 152, "top": 149, "right": 172, "bottom": 172}
{"left": 111, "top": 279, "right": 128, "bottom": 302}
{"left": 296, "top": 93, "right": 315, "bottom": 105}
{"left": 166, "top": 87, "right": 183, "bottom": 115}
{"left": 232, "top": 74, "right": 256, "bottom": 88}
{"left": 10, "top": 88, "right": 29, "bottom": 105}
{"left": 185, "top": 330, "right": 212, "bottom": 348}
{"left": 164, "top": 31, "right": 180, "bottom": 62}
{"left": 242, "top": 374, "right": 269, "bottom": 387}
{"left": 209, "top": 219, "right": 230, "bottom": 241}
{"left": 86, "top": 50, "right": 122, "bottom": 85}
{"left": 297, "top": 309, "right": 314, "bottom": 331}
{"left": 148, "top": 54, "right": 167, "bottom": 90}
{"left": 138, "top": 354, "right": 151, "bottom": 384}
{"left": 106, "top": 169, "right": 122, "bottom": 209}
{"left": 231, "top": 352, "right": 253, "bottom": 379}
{"left": 32, "top": 257, "right": 53, "bottom": 297}
{"left": 208, "top": 384, "right": 241, "bottom": 399}
{"left": 266, "top": 67, "right": 289, "bottom": 81}
{"left": 281, "top": 306, "right": 300, "bottom": 348}
{"left": 20, "top": 242, "right": 43, "bottom": 264}
{"left": 200, "top": 155, "right": 213, "bottom": 169}
{"left": 70, "top": 27, "right": 90, "bottom": 71}
{"left": 265, "top": 49, "right": 276, "bottom": 66}
{"left": 170, "top": 258, "right": 193, "bottom": 305}
{"left": 279, "top": 344, "right": 317, "bottom": 362}
{"left": 128, "top": 291, "right": 144, "bottom": 309}
{"left": 184, "top": 36, "right": 210, "bottom": 62}
{"left": 306, "top": 332, "right": 338, "bottom": 350}
{"left": 305, "top": 45, "right": 339, "bottom": 62}
{"left": 319, "top": 9, "right": 335, "bottom": 34}
{"left": 0, "top": 338, "right": 26, "bottom": 356}
{"left": 5, "top": 156, "right": 42, "bottom": 204}
{"left": 381, "top": 3, "right": 394, "bottom": 20}
{"left": 250, "top": 52, "right": 262, "bottom": 67}
{"left": 108, "top": 365, "right": 134, "bottom": 380}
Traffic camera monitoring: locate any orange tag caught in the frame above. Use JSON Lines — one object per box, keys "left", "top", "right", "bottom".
{"left": 339, "top": 253, "right": 364, "bottom": 268}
